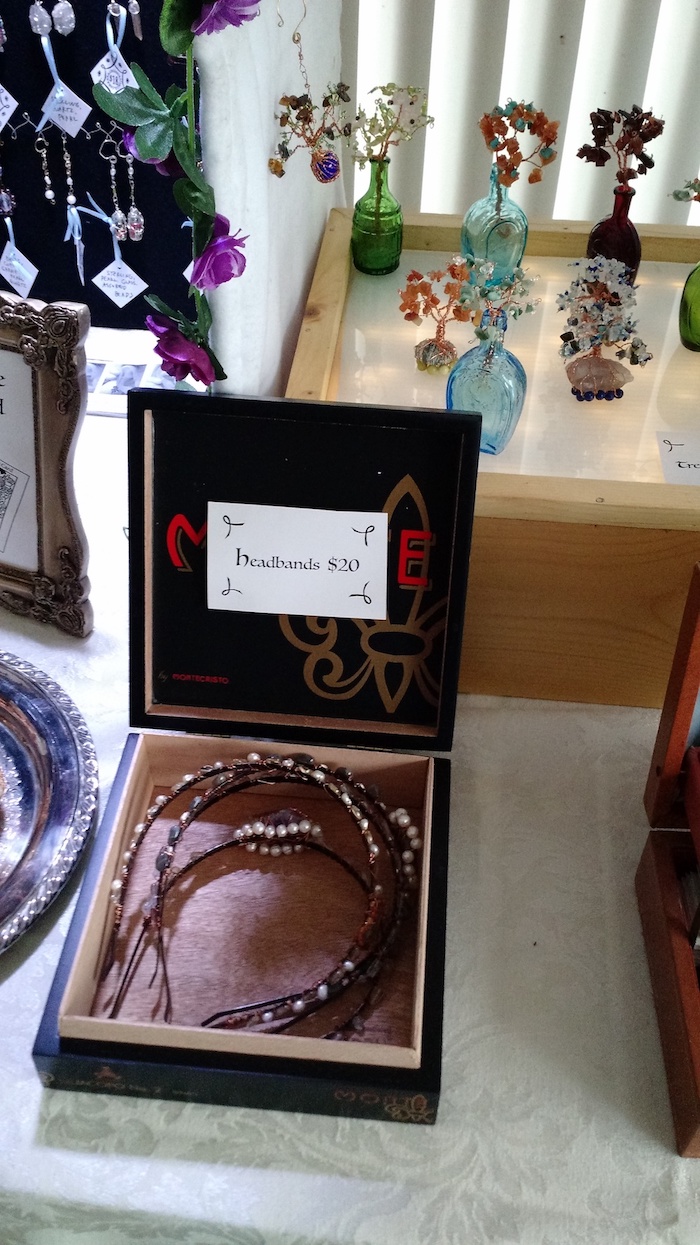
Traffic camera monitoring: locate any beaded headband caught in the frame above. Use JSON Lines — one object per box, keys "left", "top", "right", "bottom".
{"left": 103, "top": 752, "right": 423, "bottom": 1039}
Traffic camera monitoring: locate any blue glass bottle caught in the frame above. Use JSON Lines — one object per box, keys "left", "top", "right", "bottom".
{"left": 446, "top": 311, "right": 526, "bottom": 455}
{"left": 461, "top": 165, "right": 528, "bottom": 283}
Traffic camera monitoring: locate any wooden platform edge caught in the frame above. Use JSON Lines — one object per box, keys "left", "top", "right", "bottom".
{"left": 285, "top": 208, "right": 352, "bottom": 405}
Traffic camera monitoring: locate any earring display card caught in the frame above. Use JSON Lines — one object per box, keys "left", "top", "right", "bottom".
{"left": 128, "top": 390, "right": 481, "bottom": 752}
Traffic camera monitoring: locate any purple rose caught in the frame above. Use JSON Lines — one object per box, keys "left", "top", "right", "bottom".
{"left": 122, "top": 126, "right": 184, "bottom": 179}
{"left": 192, "top": 0, "right": 260, "bottom": 36}
{"left": 146, "top": 313, "right": 216, "bottom": 387}
{"left": 191, "top": 214, "right": 247, "bottom": 289}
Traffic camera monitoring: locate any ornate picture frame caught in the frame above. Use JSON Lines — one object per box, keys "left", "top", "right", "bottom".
{"left": 0, "top": 291, "right": 91, "bottom": 637}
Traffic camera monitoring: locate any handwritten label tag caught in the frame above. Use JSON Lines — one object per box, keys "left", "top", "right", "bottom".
{"left": 0, "top": 87, "right": 18, "bottom": 132}
{"left": 40, "top": 84, "right": 91, "bottom": 137}
{"left": 207, "top": 502, "right": 388, "bottom": 619}
{"left": 0, "top": 243, "right": 38, "bottom": 298}
{"left": 90, "top": 49, "right": 137, "bottom": 94}
{"left": 92, "top": 260, "right": 147, "bottom": 307}
{"left": 656, "top": 432, "right": 700, "bottom": 485}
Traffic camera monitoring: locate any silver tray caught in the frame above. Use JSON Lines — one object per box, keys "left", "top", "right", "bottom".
{"left": 0, "top": 651, "right": 98, "bottom": 953}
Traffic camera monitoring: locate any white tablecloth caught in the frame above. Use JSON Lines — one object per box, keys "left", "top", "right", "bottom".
{"left": 0, "top": 414, "right": 698, "bottom": 1245}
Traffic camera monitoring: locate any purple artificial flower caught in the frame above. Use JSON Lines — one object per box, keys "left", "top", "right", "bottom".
{"left": 122, "top": 126, "right": 184, "bottom": 179}
{"left": 192, "top": 0, "right": 260, "bottom": 37}
{"left": 191, "top": 214, "right": 248, "bottom": 290}
{"left": 146, "top": 313, "right": 216, "bottom": 386}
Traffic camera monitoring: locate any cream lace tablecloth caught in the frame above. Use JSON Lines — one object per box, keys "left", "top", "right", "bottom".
{"left": 0, "top": 415, "right": 698, "bottom": 1245}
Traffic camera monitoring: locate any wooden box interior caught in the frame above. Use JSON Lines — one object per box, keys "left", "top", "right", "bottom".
{"left": 59, "top": 731, "right": 434, "bottom": 1072}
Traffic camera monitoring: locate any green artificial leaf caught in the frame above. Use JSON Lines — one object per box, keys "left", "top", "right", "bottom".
{"left": 170, "top": 116, "right": 208, "bottom": 191}
{"left": 93, "top": 81, "right": 163, "bottom": 127}
{"left": 159, "top": 0, "right": 199, "bottom": 56}
{"left": 208, "top": 346, "right": 227, "bottom": 382}
{"left": 145, "top": 294, "right": 195, "bottom": 336}
{"left": 173, "top": 177, "right": 216, "bottom": 250}
{"left": 135, "top": 116, "right": 174, "bottom": 162}
{"left": 192, "top": 212, "right": 215, "bottom": 258}
{"left": 165, "top": 84, "right": 186, "bottom": 109}
{"left": 197, "top": 297, "right": 213, "bottom": 338}
{"left": 130, "top": 64, "right": 167, "bottom": 111}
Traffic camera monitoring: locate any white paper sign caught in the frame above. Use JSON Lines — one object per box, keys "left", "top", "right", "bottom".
{"left": 0, "top": 243, "right": 38, "bottom": 298}
{"left": 40, "top": 84, "right": 91, "bottom": 137}
{"left": 656, "top": 432, "right": 700, "bottom": 485}
{"left": 0, "top": 87, "right": 18, "bottom": 132}
{"left": 207, "top": 502, "right": 388, "bottom": 619}
{"left": 92, "top": 260, "right": 147, "bottom": 307}
{"left": 90, "top": 49, "right": 138, "bottom": 94}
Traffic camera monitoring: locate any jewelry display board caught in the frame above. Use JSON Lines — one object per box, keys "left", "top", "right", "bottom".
{"left": 0, "top": 290, "right": 91, "bottom": 636}
{"left": 0, "top": 7, "right": 188, "bottom": 328}
{"left": 286, "top": 209, "right": 700, "bottom": 708}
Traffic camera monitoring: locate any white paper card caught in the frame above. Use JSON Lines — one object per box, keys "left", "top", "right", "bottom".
{"left": 91, "top": 49, "right": 138, "bottom": 94}
{"left": 0, "top": 244, "right": 38, "bottom": 298}
{"left": 207, "top": 502, "right": 388, "bottom": 619}
{"left": 0, "top": 87, "right": 18, "bottom": 132}
{"left": 40, "top": 84, "right": 91, "bottom": 137}
{"left": 93, "top": 260, "right": 148, "bottom": 307}
{"left": 656, "top": 432, "right": 700, "bottom": 485}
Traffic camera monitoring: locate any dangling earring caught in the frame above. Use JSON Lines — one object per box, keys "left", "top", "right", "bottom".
{"left": 100, "top": 129, "right": 127, "bottom": 240}
{"left": 28, "top": 2, "right": 52, "bottom": 35}
{"left": 121, "top": 142, "right": 144, "bottom": 240}
{"left": 61, "top": 132, "right": 84, "bottom": 282}
{"left": 51, "top": 1, "right": 75, "bottom": 35}
{"left": 127, "top": 0, "right": 142, "bottom": 39}
{"left": 269, "top": 1, "right": 349, "bottom": 184}
{"left": 0, "top": 15, "right": 7, "bottom": 50}
{"left": 34, "top": 132, "right": 56, "bottom": 205}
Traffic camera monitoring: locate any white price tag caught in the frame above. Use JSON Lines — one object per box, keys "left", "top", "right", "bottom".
{"left": 90, "top": 49, "right": 138, "bottom": 94}
{"left": 0, "top": 87, "right": 18, "bottom": 132}
{"left": 92, "top": 260, "right": 147, "bottom": 307}
{"left": 656, "top": 432, "right": 700, "bottom": 485}
{"left": 0, "top": 243, "right": 38, "bottom": 298}
{"left": 207, "top": 502, "right": 388, "bottom": 620}
{"left": 40, "top": 84, "right": 91, "bottom": 137}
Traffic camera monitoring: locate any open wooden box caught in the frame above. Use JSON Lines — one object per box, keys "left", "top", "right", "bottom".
{"left": 287, "top": 209, "right": 700, "bottom": 708}
{"left": 636, "top": 563, "right": 700, "bottom": 1154}
{"left": 33, "top": 390, "right": 480, "bottom": 1123}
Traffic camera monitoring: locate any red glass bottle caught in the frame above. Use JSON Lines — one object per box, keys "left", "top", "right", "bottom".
{"left": 587, "top": 185, "right": 641, "bottom": 282}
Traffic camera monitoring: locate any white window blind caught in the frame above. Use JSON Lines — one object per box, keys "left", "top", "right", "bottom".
{"left": 341, "top": 0, "right": 700, "bottom": 228}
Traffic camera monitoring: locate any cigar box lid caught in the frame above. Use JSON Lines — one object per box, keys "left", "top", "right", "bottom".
{"left": 127, "top": 390, "right": 481, "bottom": 755}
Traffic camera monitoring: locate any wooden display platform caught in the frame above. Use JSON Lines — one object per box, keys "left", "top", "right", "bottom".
{"left": 286, "top": 209, "right": 700, "bottom": 708}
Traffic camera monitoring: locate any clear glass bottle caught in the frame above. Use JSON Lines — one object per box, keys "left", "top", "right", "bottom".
{"left": 461, "top": 165, "right": 528, "bottom": 283}
{"left": 446, "top": 310, "right": 526, "bottom": 455}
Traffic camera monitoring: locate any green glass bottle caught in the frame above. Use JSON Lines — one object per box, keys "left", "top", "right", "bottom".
{"left": 679, "top": 261, "right": 700, "bottom": 351}
{"left": 351, "top": 158, "right": 403, "bottom": 276}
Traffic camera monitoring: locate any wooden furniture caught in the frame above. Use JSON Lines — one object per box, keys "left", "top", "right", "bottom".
{"left": 286, "top": 209, "right": 700, "bottom": 707}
